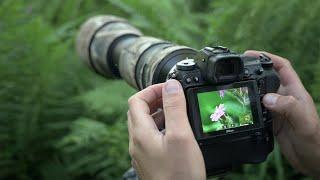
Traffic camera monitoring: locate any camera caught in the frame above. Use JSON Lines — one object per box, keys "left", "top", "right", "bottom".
{"left": 167, "top": 46, "right": 280, "bottom": 175}
{"left": 76, "top": 15, "right": 280, "bottom": 177}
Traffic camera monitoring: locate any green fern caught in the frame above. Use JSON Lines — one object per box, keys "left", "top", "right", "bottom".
{"left": 57, "top": 118, "right": 129, "bottom": 179}
{"left": 208, "top": 0, "right": 320, "bottom": 98}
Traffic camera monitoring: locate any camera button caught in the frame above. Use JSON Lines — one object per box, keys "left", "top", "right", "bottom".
{"left": 204, "top": 47, "right": 214, "bottom": 51}
{"left": 266, "top": 136, "right": 270, "bottom": 142}
{"left": 256, "top": 67, "right": 264, "bottom": 75}
{"left": 169, "top": 72, "right": 177, "bottom": 79}
{"left": 186, "top": 77, "right": 192, "bottom": 83}
{"left": 255, "top": 132, "right": 262, "bottom": 136}
{"left": 244, "top": 68, "right": 250, "bottom": 77}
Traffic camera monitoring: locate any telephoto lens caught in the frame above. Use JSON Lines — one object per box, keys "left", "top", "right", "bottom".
{"left": 76, "top": 15, "right": 196, "bottom": 89}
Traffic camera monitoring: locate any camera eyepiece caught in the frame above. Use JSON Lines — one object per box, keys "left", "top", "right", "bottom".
{"left": 196, "top": 47, "right": 244, "bottom": 84}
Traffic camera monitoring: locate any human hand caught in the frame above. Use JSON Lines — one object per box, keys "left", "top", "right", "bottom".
{"left": 127, "top": 79, "right": 206, "bottom": 180}
{"left": 245, "top": 50, "right": 320, "bottom": 177}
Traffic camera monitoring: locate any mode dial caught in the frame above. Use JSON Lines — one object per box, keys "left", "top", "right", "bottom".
{"left": 176, "top": 59, "right": 196, "bottom": 71}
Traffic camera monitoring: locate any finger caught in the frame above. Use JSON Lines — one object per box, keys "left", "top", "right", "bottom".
{"left": 275, "top": 129, "right": 309, "bottom": 174}
{"left": 127, "top": 111, "right": 133, "bottom": 143}
{"left": 128, "top": 111, "right": 138, "bottom": 156}
{"left": 162, "top": 79, "right": 192, "bottom": 134}
{"left": 127, "top": 111, "right": 132, "bottom": 138}
{"left": 244, "top": 50, "right": 302, "bottom": 87}
{"left": 129, "top": 83, "right": 163, "bottom": 114}
{"left": 128, "top": 83, "right": 164, "bottom": 132}
{"left": 131, "top": 159, "right": 136, "bottom": 169}
{"left": 150, "top": 98, "right": 163, "bottom": 114}
{"left": 151, "top": 109, "right": 165, "bottom": 130}
{"left": 263, "top": 93, "right": 318, "bottom": 134}
{"left": 131, "top": 159, "right": 143, "bottom": 179}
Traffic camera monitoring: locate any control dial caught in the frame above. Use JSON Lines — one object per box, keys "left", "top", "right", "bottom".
{"left": 259, "top": 54, "right": 273, "bottom": 68}
{"left": 176, "top": 59, "right": 196, "bottom": 71}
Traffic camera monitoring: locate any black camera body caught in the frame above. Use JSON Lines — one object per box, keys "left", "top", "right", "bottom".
{"left": 168, "top": 46, "right": 280, "bottom": 176}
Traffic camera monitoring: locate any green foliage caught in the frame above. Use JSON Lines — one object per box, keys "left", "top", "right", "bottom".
{"left": 106, "top": 0, "right": 208, "bottom": 47}
{"left": 80, "top": 81, "right": 135, "bottom": 124}
{"left": 0, "top": 0, "right": 127, "bottom": 178}
{"left": 1, "top": 0, "right": 319, "bottom": 179}
{"left": 0, "top": 1, "right": 87, "bottom": 178}
{"left": 57, "top": 118, "right": 129, "bottom": 179}
{"left": 207, "top": 0, "right": 320, "bottom": 101}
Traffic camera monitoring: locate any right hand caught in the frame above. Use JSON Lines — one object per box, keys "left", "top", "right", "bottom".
{"left": 245, "top": 50, "right": 320, "bottom": 178}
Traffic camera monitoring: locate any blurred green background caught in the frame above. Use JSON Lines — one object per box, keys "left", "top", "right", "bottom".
{"left": 1, "top": 0, "right": 319, "bottom": 179}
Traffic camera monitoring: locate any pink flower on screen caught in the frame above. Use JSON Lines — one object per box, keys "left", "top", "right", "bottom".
{"left": 219, "top": 90, "right": 225, "bottom": 98}
{"left": 210, "top": 104, "right": 226, "bottom": 122}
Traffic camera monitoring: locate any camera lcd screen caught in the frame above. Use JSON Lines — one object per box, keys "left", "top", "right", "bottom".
{"left": 197, "top": 87, "right": 254, "bottom": 133}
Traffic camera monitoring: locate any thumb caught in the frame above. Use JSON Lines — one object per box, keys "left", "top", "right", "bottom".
{"left": 162, "top": 79, "right": 191, "bottom": 133}
{"left": 263, "top": 93, "right": 304, "bottom": 128}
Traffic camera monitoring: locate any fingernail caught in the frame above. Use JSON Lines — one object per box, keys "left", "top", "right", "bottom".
{"left": 263, "top": 94, "right": 278, "bottom": 106}
{"left": 165, "top": 80, "right": 180, "bottom": 94}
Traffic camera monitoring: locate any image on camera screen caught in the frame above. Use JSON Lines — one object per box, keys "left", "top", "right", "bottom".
{"left": 197, "top": 87, "right": 254, "bottom": 133}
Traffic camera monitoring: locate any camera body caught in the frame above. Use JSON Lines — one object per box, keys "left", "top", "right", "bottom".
{"left": 167, "top": 46, "right": 280, "bottom": 176}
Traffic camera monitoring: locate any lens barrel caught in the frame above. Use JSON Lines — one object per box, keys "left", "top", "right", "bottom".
{"left": 76, "top": 15, "right": 196, "bottom": 89}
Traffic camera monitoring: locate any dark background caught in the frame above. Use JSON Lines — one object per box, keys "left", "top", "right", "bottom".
{"left": 1, "top": 0, "right": 319, "bottom": 179}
